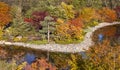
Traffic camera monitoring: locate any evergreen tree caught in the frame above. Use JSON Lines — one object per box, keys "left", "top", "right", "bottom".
{"left": 39, "top": 16, "right": 56, "bottom": 42}
{"left": 4, "top": 18, "right": 37, "bottom": 38}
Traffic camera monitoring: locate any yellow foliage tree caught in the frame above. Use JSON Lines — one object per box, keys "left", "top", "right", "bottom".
{"left": 80, "top": 7, "right": 99, "bottom": 23}
{"left": 61, "top": 2, "right": 75, "bottom": 19}
{"left": 56, "top": 18, "right": 64, "bottom": 24}
{"left": 68, "top": 54, "right": 79, "bottom": 70}
{"left": 56, "top": 22, "right": 83, "bottom": 42}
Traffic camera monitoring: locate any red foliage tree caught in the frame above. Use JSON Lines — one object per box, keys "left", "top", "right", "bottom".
{"left": 24, "top": 18, "right": 32, "bottom": 22}
{"left": 114, "top": 6, "right": 120, "bottom": 19}
{"left": 24, "top": 11, "right": 48, "bottom": 31}
{"left": 67, "top": 17, "right": 83, "bottom": 28}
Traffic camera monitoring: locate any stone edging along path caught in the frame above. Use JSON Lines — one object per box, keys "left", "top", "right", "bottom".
{"left": 0, "top": 22, "right": 119, "bottom": 53}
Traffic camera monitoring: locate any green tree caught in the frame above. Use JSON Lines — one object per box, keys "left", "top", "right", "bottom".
{"left": 70, "top": 0, "right": 103, "bottom": 10}
{"left": 70, "top": 0, "right": 88, "bottom": 10}
{"left": 3, "top": 18, "right": 37, "bottom": 40}
{"left": 47, "top": 2, "right": 75, "bottom": 22}
{"left": 25, "top": 0, "right": 60, "bottom": 18}
{"left": 101, "top": 0, "right": 120, "bottom": 9}
{"left": 39, "top": 16, "right": 56, "bottom": 42}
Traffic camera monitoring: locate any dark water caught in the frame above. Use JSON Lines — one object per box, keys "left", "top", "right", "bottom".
{"left": 0, "top": 45, "right": 85, "bottom": 70}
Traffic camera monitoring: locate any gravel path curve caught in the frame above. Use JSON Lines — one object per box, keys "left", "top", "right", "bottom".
{"left": 0, "top": 22, "right": 119, "bottom": 53}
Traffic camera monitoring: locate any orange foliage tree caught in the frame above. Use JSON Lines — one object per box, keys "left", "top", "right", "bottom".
{"left": 56, "top": 17, "right": 84, "bottom": 42}
{"left": 0, "top": 2, "right": 11, "bottom": 29}
{"left": 98, "top": 7, "right": 117, "bottom": 22}
{"left": 67, "top": 17, "right": 83, "bottom": 28}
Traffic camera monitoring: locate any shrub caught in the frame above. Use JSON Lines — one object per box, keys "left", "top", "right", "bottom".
{"left": 13, "top": 37, "right": 28, "bottom": 42}
{"left": 56, "top": 18, "right": 64, "bottom": 24}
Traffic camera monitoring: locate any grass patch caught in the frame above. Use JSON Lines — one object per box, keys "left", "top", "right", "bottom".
{"left": 27, "top": 40, "right": 48, "bottom": 45}
{"left": 55, "top": 39, "right": 83, "bottom": 44}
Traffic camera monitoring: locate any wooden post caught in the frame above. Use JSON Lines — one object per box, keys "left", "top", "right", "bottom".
{"left": 48, "top": 22, "right": 50, "bottom": 43}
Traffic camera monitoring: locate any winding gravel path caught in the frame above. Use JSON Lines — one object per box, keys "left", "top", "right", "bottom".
{"left": 0, "top": 22, "right": 119, "bottom": 53}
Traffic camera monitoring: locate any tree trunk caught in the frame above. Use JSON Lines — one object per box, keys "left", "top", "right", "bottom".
{"left": 47, "top": 22, "right": 50, "bottom": 43}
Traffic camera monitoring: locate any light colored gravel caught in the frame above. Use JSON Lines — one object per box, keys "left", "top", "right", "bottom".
{"left": 0, "top": 22, "right": 119, "bottom": 53}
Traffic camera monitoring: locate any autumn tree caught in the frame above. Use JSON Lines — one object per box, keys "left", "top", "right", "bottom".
{"left": 85, "top": 40, "right": 120, "bottom": 70}
{"left": 98, "top": 7, "right": 117, "bottom": 22}
{"left": 56, "top": 17, "right": 84, "bottom": 43}
{"left": 68, "top": 40, "right": 120, "bottom": 70}
{"left": 67, "top": 17, "right": 83, "bottom": 28}
{"left": 24, "top": 11, "right": 48, "bottom": 31}
{"left": 0, "top": 2, "right": 11, "bottom": 29}
{"left": 68, "top": 54, "right": 86, "bottom": 70}
{"left": 31, "top": 58, "right": 57, "bottom": 70}
{"left": 78, "top": 7, "right": 100, "bottom": 28}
